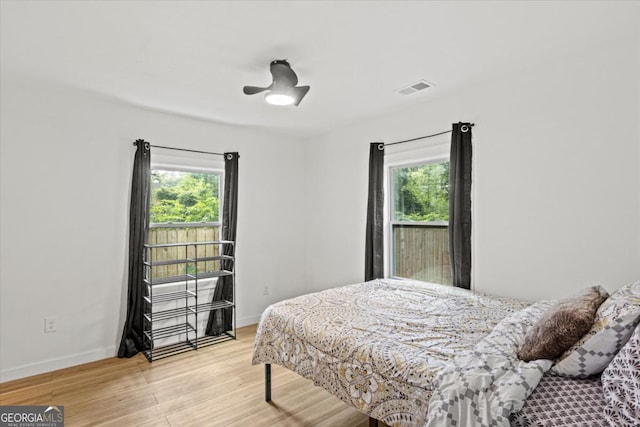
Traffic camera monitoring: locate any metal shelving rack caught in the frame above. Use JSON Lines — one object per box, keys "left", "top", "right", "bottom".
{"left": 142, "top": 240, "right": 235, "bottom": 361}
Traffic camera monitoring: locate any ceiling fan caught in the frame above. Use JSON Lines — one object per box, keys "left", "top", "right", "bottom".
{"left": 243, "top": 60, "right": 310, "bottom": 106}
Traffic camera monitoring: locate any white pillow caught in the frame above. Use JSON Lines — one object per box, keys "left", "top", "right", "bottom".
{"left": 550, "top": 281, "right": 640, "bottom": 378}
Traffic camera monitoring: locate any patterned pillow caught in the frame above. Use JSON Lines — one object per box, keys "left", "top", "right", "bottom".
{"left": 602, "top": 323, "right": 640, "bottom": 426}
{"left": 517, "top": 286, "right": 608, "bottom": 362}
{"left": 551, "top": 281, "right": 640, "bottom": 378}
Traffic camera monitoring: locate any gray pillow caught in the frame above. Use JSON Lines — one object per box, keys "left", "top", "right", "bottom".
{"left": 517, "top": 286, "right": 609, "bottom": 362}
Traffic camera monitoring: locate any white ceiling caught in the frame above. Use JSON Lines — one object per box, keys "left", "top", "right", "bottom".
{"left": 2, "top": 1, "right": 639, "bottom": 139}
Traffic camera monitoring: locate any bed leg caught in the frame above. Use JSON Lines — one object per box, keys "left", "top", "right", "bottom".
{"left": 265, "top": 363, "right": 271, "bottom": 402}
{"left": 369, "top": 416, "right": 378, "bottom": 427}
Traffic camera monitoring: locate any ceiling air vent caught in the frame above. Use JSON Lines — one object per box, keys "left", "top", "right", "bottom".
{"left": 395, "top": 79, "right": 433, "bottom": 96}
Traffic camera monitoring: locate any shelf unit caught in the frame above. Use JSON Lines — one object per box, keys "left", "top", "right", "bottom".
{"left": 142, "top": 240, "right": 235, "bottom": 361}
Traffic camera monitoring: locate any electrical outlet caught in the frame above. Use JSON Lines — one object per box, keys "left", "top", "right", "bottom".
{"left": 44, "top": 316, "right": 57, "bottom": 333}
{"left": 263, "top": 286, "right": 270, "bottom": 296}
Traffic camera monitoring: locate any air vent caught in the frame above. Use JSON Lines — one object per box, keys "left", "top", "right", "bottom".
{"left": 395, "top": 79, "right": 434, "bottom": 96}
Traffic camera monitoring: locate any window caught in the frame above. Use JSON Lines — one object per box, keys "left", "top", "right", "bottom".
{"left": 390, "top": 159, "right": 451, "bottom": 285}
{"left": 148, "top": 168, "right": 222, "bottom": 280}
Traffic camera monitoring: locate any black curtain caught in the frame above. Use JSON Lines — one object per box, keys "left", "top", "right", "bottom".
{"left": 118, "top": 139, "right": 151, "bottom": 358}
{"left": 449, "top": 123, "right": 473, "bottom": 289}
{"left": 206, "top": 152, "right": 239, "bottom": 335}
{"left": 365, "top": 143, "right": 385, "bottom": 281}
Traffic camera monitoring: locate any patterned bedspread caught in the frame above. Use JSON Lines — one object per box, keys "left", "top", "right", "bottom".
{"left": 251, "top": 278, "right": 529, "bottom": 426}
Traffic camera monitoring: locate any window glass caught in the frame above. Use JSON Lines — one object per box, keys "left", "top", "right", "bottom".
{"left": 150, "top": 170, "right": 220, "bottom": 224}
{"left": 390, "top": 160, "right": 451, "bottom": 285}
{"left": 392, "top": 162, "right": 449, "bottom": 222}
{"left": 148, "top": 169, "right": 222, "bottom": 280}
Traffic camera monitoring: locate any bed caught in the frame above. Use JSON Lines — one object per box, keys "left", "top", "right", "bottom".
{"left": 252, "top": 278, "right": 640, "bottom": 426}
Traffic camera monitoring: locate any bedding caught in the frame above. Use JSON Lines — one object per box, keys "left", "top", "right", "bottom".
{"left": 252, "top": 278, "right": 530, "bottom": 426}
{"left": 516, "top": 286, "right": 608, "bottom": 362}
{"left": 602, "top": 322, "right": 640, "bottom": 426}
{"left": 510, "top": 322, "right": 640, "bottom": 427}
{"left": 252, "top": 278, "right": 638, "bottom": 426}
{"left": 425, "top": 301, "right": 555, "bottom": 427}
{"left": 509, "top": 375, "right": 607, "bottom": 426}
{"left": 551, "top": 280, "right": 640, "bottom": 378}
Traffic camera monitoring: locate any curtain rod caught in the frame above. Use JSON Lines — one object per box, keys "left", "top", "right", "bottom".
{"left": 133, "top": 139, "right": 224, "bottom": 156}
{"left": 381, "top": 123, "right": 474, "bottom": 147}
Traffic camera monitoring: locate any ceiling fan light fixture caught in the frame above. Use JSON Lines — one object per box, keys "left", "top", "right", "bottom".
{"left": 264, "top": 92, "right": 295, "bottom": 106}
{"left": 244, "top": 59, "right": 310, "bottom": 107}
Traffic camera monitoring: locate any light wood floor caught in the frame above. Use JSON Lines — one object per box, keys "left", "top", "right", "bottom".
{"left": 0, "top": 324, "right": 378, "bottom": 426}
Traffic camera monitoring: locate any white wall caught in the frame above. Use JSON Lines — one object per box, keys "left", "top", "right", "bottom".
{"left": 0, "top": 72, "right": 306, "bottom": 381}
{"left": 303, "top": 35, "right": 640, "bottom": 302}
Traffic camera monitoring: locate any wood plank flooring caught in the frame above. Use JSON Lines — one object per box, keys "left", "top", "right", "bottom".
{"left": 0, "top": 324, "right": 377, "bottom": 427}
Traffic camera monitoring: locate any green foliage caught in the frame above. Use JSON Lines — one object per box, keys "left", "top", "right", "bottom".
{"left": 150, "top": 170, "right": 220, "bottom": 223}
{"left": 393, "top": 162, "right": 449, "bottom": 222}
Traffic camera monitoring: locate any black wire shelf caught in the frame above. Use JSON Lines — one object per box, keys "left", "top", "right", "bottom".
{"left": 144, "top": 322, "right": 196, "bottom": 341}
{"left": 142, "top": 241, "right": 236, "bottom": 362}
{"left": 143, "top": 275, "right": 190, "bottom": 286}
{"left": 196, "top": 332, "right": 236, "bottom": 348}
{"left": 196, "top": 300, "right": 234, "bottom": 313}
{"left": 144, "top": 290, "right": 195, "bottom": 304}
{"left": 144, "top": 258, "right": 191, "bottom": 267}
{"left": 187, "top": 270, "right": 233, "bottom": 280}
{"left": 143, "top": 340, "right": 197, "bottom": 362}
{"left": 144, "top": 306, "right": 196, "bottom": 322}
{"left": 188, "top": 255, "right": 234, "bottom": 263}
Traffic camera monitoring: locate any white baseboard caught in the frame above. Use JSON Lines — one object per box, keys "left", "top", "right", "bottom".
{"left": 0, "top": 346, "right": 116, "bottom": 383}
{"left": 1, "top": 315, "right": 263, "bottom": 383}
{"left": 237, "top": 314, "right": 261, "bottom": 327}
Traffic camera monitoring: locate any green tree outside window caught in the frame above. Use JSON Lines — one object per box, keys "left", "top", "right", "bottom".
{"left": 150, "top": 170, "right": 220, "bottom": 223}
{"left": 393, "top": 162, "right": 449, "bottom": 222}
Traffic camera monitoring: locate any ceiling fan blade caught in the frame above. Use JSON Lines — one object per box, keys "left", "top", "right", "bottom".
{"left": 243, "top": 85, "right": 271, "bottom": 95}
{"left": 292, "top": 86, "right": 310, "bottom": 106}
{"left": 270, "top": 60, "right": 298, "bottom": 86}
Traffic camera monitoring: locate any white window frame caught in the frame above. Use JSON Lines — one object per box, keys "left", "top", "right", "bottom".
{"left": 387, "top": 157, "right": 450, "bottom": 281}
{"left": 150, "top": 152, "right": 224, "bottom": 230}
{"left": 383, "top": 134, "right": 451, "bottom": 279}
